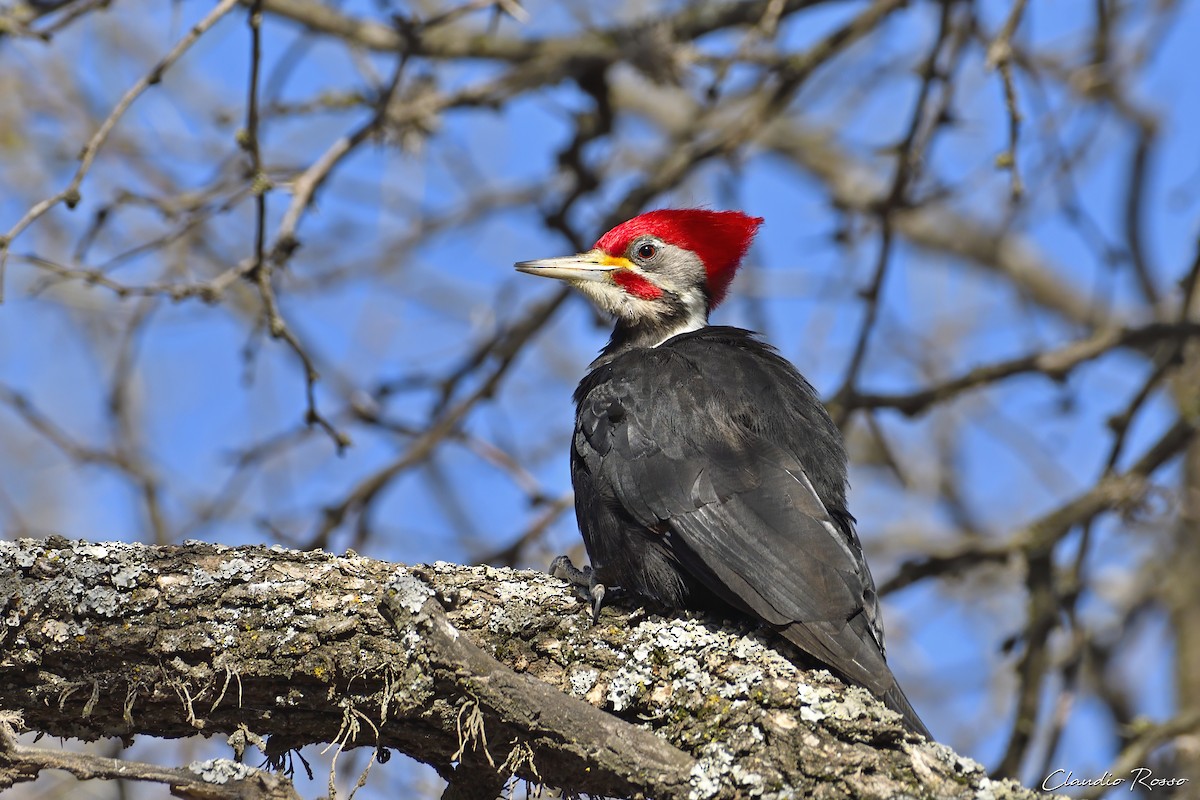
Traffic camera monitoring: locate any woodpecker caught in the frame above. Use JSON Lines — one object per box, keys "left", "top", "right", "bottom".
{"left": 515, "top": 209, "right": 930, "bottom": 738}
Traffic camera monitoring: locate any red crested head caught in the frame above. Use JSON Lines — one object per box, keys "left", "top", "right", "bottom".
{"left": 593, "top": 209, "right": 763, "bottom": 309}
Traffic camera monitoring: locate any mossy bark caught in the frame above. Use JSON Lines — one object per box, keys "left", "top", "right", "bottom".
{"left": 0, "top": 538, "right": 1046, "bottom": 799}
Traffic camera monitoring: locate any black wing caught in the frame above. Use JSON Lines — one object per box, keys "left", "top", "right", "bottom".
{"left": 573, "top": 327, "right": 928, "bottom": 736}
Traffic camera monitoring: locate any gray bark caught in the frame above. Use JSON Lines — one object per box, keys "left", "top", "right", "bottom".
{"left": 0, "top": 537, "right": 1045, "bottom": 799}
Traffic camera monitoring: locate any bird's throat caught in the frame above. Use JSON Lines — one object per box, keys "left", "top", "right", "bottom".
{"left": 596, "top": 315, "right": 707, "bottom": 365}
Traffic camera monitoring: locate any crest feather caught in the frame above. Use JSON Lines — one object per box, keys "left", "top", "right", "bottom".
{"left": 594, "top": 209, "right": 763, "bottom": 309}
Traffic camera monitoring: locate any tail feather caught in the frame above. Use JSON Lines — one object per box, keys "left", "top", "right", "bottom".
{"left": 882, "top": 681, "right": 932, "bottom": 740}
{"left": 777, "top": 623, "right": 936, "bottom": 743}
{"left": 779, "top": 622, "right": 932, "bottom": 739}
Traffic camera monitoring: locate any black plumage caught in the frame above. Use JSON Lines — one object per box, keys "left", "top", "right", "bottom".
{"left": 571, "top": 326, "right": 929, "bottom": 738}
{"left": 516, "top": 209, "right": 929, "bottom": 738}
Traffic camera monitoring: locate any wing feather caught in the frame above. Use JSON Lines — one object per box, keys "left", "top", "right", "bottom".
{"left": 574, "top": 328, "right": 891, "bottom": 697}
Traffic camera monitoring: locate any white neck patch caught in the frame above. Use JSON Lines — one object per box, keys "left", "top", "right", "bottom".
{"left": 652, "top": 286, "right": 708, "bottom": 346}
{"left": 652, "top": 317, "right": 705, "bottom": 347}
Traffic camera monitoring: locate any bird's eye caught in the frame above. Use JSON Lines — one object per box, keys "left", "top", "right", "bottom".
{"left": 636, "top": 242, "right": 658, "bottom": 260}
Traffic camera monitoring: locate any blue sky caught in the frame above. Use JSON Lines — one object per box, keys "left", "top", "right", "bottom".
{"left": 3, "top": 0, "right": 1199, "bottom": 795}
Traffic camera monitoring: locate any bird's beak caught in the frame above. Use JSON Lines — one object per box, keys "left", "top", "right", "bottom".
{"left": 514, "top": 250, "right": 633, "bottom": 282}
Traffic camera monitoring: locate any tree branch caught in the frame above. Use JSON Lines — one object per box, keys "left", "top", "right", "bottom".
{"left": 0, "top": 538, "right": 1044, "bottom": 798}
{"left": 0, "top": 712, "right": 299, "bottom": 799}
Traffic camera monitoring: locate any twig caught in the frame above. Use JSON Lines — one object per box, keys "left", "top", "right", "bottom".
{"left": 1079, "top": 711, "right": 1200, "bottom": 800}
{"left": 831, "top": 0, "right": 959, "bottom": 425}
{"left": 310, "top": 290, "right": 566, "bottom": 547}
{"left": 0, "top": 0, "right": 242, "bottom": 301}
{"left": 850, "top": 322, "right": 1200, "bottom": 418}
{"left": 986, "top": 0, "right": 1030, "bottom": 201}
{"left": 0, "top": 712, "right": 300, "bottom": 798}
{"left": 884, "top": 414, "right": 1197, "bottom": 598}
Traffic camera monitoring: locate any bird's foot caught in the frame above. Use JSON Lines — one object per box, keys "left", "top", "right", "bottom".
{"left": 548, "top": 555, "right": 622, "bottom": 624}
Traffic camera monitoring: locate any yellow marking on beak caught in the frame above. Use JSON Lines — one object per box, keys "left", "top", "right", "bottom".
{"left": 600, "top": 255, "right": 635, "bottom": 270}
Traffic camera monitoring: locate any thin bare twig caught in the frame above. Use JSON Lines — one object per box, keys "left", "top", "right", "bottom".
{"left": 831, "top": 0, "right": 959, "bottom": 426}
{"left": 0, "top": 0, "right": 242, "bottom": 301}
{"left": 986, "top": 0, "right": 1030, "bottom": 201}
{"left": 851, "top": 322, "right": 1200, "bottom": 417}
{"left": 0, "top": 711, "right": 300, "bottom": 798}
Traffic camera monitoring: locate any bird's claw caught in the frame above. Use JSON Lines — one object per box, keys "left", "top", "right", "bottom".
{"left": 549, "top": 554, "right": 620, "bottom": 624}
{"left": 588, "top": 582, "right": 607, "bottom": 624}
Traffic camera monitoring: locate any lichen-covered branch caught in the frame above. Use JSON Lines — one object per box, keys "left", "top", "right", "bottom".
{"left": 0, "top": 538, "right": 1043, "bottom": 798}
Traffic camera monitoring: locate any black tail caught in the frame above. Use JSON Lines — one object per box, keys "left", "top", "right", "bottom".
{"left": 882, "top": 681, "right": 932, "bottom": 740}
